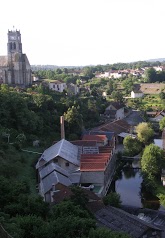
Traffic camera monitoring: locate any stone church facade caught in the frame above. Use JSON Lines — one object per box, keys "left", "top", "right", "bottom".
{"left": 0, "top": 29, "right": 32, "bottom": 86}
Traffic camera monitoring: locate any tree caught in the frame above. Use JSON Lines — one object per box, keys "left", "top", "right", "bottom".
{"left": 111, "top": 91, "right": 123, "bottom": 103}
{"left": 91, "top": 87, "right": 100, "bottom": 97}
{"left": 9, "top": 215, "right": 46, "bottom": 238}
{"left": 159, "top": 117, "right": 165, "bottom": 131}
{"left": 88, "top": 228, "right": 130, "bottom": 238}
{"left": 82, "top": 67, "right": 94, "bottom": 79}
{"left": 144, "top": 68, "right": 157, "bottom": 83}
{"left": 159, "top": 91, "right": 165, "bottom": 100}
{"left": 50, "top": 200, "right": 90, "bottom": 219}
{"left": 123, "top": 136, "right": 142, "bottom": 156}
{"left": 122, "top": 78, "right": 134, "bottom": 94}
{"left": 103, "top": 192, "right": 121, "bottom": 208}
{"left": 107, "top": 80, "right": 114, "bottom": 95}
{"left": 70, "top": 186, "right": 88, "bottom": 208}
{"left": 64, "top": 106, "right": 83, "bottom": 137}
{"left": 141, "top": 144, "right": 164, "bottom": 181}
{"left": 135, "top": 122, "right": 154, "bottom": 144}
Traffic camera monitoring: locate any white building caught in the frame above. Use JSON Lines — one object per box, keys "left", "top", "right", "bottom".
{"left": 49, "top": 80, "right": 67, "bottom": 93}
{"left": 131, "top": 90, "right": 144, "bottom": 98}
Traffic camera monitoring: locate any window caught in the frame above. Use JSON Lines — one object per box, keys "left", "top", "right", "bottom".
{"left": 13, "top": 42, "right": 16, "bottom": 50}
{"left": 65, "top": 162, "right": 69, "bottom": 167}
{"left": 53, "top": 85, "right": 55, "bottom": 88}
{"left": 54, "top": 158, "right": 58, "bottom": 163}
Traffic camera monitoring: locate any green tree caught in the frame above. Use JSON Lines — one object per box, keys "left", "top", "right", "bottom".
{"left": 70, "top": 186, "right": 88, "bottom": 208}
{"left": 141, "top": 144, "right": 164, "bottom": 181}
{"left": 48, "top": 215, "right": 95, "bottom": 238}
{"left": 9, "top": 215, "right": 46, "bottom": 238}
{"left": 122, "top": 78, "right": 134, "bottom": 94}
{"left": 64, "top": 106, "right": 83, "bottom": 137}
{"left": 111, "top": 91, "right": 123, "bottom": 103}
{"left": 50, "top": 200, "right": 90, "bottom": 219}
{"left": 103, "top": 192, "right": 121, "bottom": 208}
{"left": 159, "top": 117, "right": 165, "bottom": 131}
{"left": 123, "top": 136, "right": 142, "bottom": 156}
{"left": 144, "top": 68, "right": 157, "bottom": 83}
{"left": 107, "top": 80, "right": 114, "bottom": 95}
{"left": 159, "top": 91, "right": 165, "bottom": 100}
{"left": 88, "top": 228, "right": 130, "bottom": 238}
{"left": 82, "top": 66, "right": 94, "bottom": 79}
{"left": 135, "top": 122, "right": 154, "bottom": 144}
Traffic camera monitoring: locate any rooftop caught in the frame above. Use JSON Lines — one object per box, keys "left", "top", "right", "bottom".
{"left": 82, "top": 134, "right": 107, "bottom": 142}
{"left": 88, "top": 131, "right": 114, "bottom": 141}
{"left": 80, "top": 153, "right": 111, "bottom": 172}
{"left": 36, "top": 139, "right": 79, "bottom": 169}
{"left": 92, "top": 119, "right": 130, "bottom": 135}
{"left": 40, "top": 170, "right": 72, "bottom": 194}
{"left": 95, "top": 206, "right": 162, "bottom": 238}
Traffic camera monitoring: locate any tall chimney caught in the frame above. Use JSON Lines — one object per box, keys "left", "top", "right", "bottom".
{"left": 60, "top": 116, "right": 65, "bottom": 139}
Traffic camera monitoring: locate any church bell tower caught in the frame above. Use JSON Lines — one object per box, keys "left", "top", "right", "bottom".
{"left": 5, "top": 28, "right": 32, "bottom": 86}
{"left": 7, "top": 29, "right": 22, "bottom": 55}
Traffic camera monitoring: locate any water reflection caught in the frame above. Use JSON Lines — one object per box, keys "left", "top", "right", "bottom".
{"left": 115, "top": 170, "right": 143, "bottom": 207}
{"left": 111, "top": 159, "right": 164, "bottom": 210}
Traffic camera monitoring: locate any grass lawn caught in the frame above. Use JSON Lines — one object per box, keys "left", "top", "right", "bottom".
{"left": 18, "top": 146, "right": 44, "bottom": 195}
{"left": 156, "top": 184, "right": 165, "bottom": 207}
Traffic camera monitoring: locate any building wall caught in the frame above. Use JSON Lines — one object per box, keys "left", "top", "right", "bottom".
{"left": 131, "top": 91, "right": 144, "bottom": 98}
{"left": 102, "top": 154, "right": 116, "bottom": 195}
{"left": 80, "top": 171, "right": 104, "bottom": 184}
{"left": 116, "top": 108, "right": 124, "bottom": 120}
{"left": 49, "top": 82, "right": 67, "bottom": 92}
{"left": 58, "top": 157, "right": 79, "bottom": 173}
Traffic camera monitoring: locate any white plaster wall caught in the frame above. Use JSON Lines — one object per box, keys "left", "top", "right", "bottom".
{"left": 116, "top": 108, "right": 124, "bottom": 120}
{"left": 80, "top": 171, "right": 104, "bottom": 184}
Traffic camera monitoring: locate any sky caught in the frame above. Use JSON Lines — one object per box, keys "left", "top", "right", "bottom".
{"left": 0, "top": 0, "right": 165, "bottom": 66}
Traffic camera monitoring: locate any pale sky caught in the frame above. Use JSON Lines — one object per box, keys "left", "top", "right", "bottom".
{"left": 0, "top": 0, "right": 165, "bottom": 66}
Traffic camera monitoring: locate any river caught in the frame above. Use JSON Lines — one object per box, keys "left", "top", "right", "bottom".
{"left": 111, "top": 158, "right": 165, "bottom": 211}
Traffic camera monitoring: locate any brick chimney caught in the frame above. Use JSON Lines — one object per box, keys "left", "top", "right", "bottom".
{"left": 60, "top": 116, "right": 65, "bottom": 139}
{"left": 162, "top": 129, "right": 165, "bottom": 150}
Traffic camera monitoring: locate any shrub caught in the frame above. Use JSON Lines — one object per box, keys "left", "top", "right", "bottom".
{"left": 103, "top": 192, "right": 121, "bottom": 207}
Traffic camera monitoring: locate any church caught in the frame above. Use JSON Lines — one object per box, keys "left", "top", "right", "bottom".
{"left": 0, "top": 29, "right": 32, "bottom": 87}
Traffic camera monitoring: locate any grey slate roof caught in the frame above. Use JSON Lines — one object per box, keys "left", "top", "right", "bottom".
{"left": 95, "top": 206, "right": 162, "bottom": 238}
{"left": 40, "top": 170, "right": 72, "bottom": 194}
{"left": 68, "top": 172, "right": 81, "bottom": 184}
{"left": 37, "top": 139, "right": 79, "bottom": 169}
{"left": 39, "top": 162, "right": 69, "bottom": 179}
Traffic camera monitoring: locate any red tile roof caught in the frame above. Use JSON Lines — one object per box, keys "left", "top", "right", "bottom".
{"left": 99, "top": 146, "right": 113, "bottom": 153}
{"left": 82, "top": 135, "right": 107, "bottom": 142}
{"left": 80, "top": 162, "right": 106, "bottom": 171}
{"left": 80, "top": 153, "right": 111, "bottom": 172}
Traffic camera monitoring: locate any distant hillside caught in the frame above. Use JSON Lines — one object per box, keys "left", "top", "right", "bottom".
{"left": 146, "top": 58, "right": 165, "bottom": 62}
{"left": 31, "top": 65, "right": 84, "bottom": 70}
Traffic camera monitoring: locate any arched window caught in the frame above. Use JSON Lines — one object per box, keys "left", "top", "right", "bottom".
{"left": 13, "top": 42, "right": 16, "bottom": 50}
